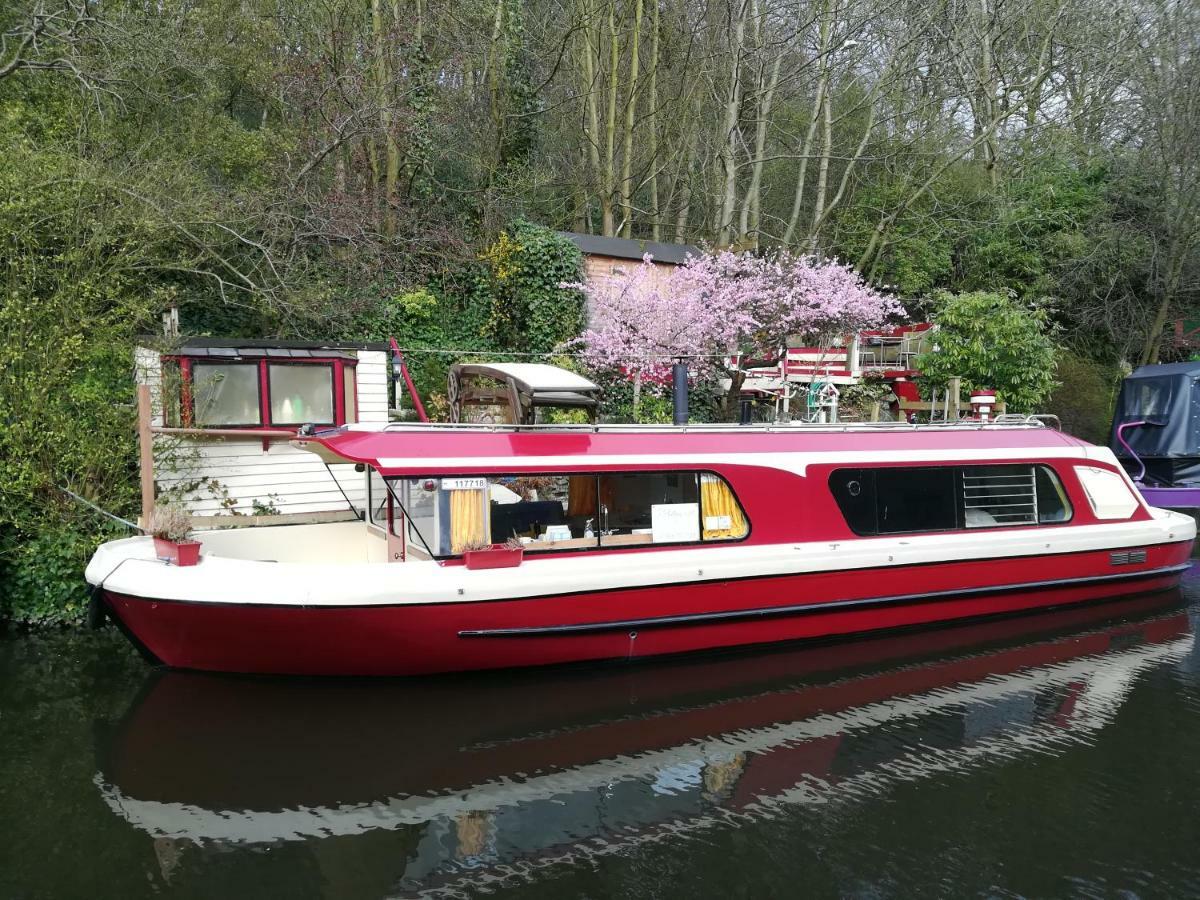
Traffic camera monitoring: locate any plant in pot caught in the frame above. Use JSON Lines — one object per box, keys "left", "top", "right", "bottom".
{"left": 149, "top": 504, "right": 202, "bottom": 566}
{"left": 461, "top": 536, "right": 525, "bottom": 570}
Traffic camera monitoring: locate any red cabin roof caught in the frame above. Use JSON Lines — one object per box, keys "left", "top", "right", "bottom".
{"left": 297, "top": 422, "right": 1091, "bottom": 476}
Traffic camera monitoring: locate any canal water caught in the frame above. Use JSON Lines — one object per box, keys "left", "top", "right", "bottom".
{"left": 4, "top": 573, "right": 1200, "bottom": 899}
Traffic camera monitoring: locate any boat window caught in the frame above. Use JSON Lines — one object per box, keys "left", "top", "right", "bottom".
{"left": 829, "top": 464, "right": 1074, "bottom": 535}
{"left": 268, "top": 363, "right": 335, "bottom": 426}
{"left": 1035, "top": 466, "right": 1072, "bottom": 523}
{"left": 490, "top": 475, "right": 597, "bottom": 550}
{"left": 366, "top": 468, "right": 388, "bottom": 530}
{"left": 877, "top": 467, "right": 957, "bottom": 533}
{"left": 401, "top": 478, "right": 442, "bottom": 553}
{"left": 829, "top": 469, "right": 878, "bottom": 535}
{"left": 700, "top": 473, "right": 750, "bottom": 540}
{"left": 390, "top": 471, "right": 748, "bottom": 557}
{"left": 962, "top": 466, "right": 1039, "bottom": 527}
{"left": 1075, "top": 466, "right": 1140, "bottom": 520}
{"left": 597, "top": 472, "right": 701, "bottom": 548}
{"left": 192, "top": 362, "right": 262, "bottom": 426}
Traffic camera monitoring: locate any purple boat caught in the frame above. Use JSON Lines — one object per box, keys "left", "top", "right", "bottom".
{"left": 1110, "top": 362, "right": 1200, "bottom": 510}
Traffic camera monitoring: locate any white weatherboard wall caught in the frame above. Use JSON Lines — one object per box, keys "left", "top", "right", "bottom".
{"left": 135, "top": 348, "right": 387, "bottom": 518}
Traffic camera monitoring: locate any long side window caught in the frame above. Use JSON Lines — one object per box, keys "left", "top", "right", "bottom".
{"left": 830, "top": 464, "right": 1072, "bottom": 536}
{"left": 391, "top": 472, "right": 749, "bottom": 557}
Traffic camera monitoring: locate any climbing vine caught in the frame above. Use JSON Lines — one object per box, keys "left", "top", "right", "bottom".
{"left": 479, "top": 221, "right": 584, "bottom": 353}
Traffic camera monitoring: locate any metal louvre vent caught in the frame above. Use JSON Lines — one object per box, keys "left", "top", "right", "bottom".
{"left": 962, "top": 468, "right": 1038, "bottom": 528}
{"left": 1110, "top": 549, "right": 1148, "bottom": 566}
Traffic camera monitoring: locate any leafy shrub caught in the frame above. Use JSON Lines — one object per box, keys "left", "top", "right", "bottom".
{"left": 1045, "top": 352, "right": 1122, "bottom": 443}
{"left": 915, "top": 291, "right": 1057, "bottom": 412}
{"left": 0, "top": 526, "right": 111, "bottom": 627}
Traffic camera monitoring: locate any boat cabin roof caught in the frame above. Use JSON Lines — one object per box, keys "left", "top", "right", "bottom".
{"left": 452, "top": 363, "right": 601, "bottom": 394}
{"left": 296, "top": 419, "right": 1092, "bottom": 476}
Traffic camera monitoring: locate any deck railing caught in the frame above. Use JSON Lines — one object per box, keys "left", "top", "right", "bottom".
{"left": 365, "top": 414, "right": 1059, "bottom": 435}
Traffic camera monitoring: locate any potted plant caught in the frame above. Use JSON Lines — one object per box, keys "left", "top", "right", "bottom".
{"left": 462, "top": 537, "right": 525, "bottom": 570}
{"left": 149, "top": 504, "right": 202, "bottom": 566}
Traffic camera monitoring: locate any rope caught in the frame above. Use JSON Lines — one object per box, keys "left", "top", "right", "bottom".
{"left": 57, "top": 487, "right": 142, "bottom": 532}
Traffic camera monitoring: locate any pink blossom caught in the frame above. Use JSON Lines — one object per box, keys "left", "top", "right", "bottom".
{"left": 571, "top": 250, "right": 902, "bottom": 379}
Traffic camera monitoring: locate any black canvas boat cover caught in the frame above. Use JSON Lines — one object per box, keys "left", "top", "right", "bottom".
{"left": 1110, "top": 362, "right": 1200, "bottom": 486}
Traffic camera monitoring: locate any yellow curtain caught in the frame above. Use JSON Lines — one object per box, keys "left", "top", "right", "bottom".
{"left": 701, "top": 474, "right": 748, "bottom": 540}
{"left": 566, "top": 476, "right": 597, "bottom": 517}
{"left": 450, "top": 489, "right": 488, "bottom": 552}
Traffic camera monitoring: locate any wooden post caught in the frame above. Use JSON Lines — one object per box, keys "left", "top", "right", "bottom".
{"left": 138, "top": 383, "right": 155, "bottom": 530}
{"left": 948, "top": 376, "right": 961, "bottom": 420}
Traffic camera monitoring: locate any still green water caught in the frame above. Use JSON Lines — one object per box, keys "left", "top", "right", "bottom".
{"left": 4, "top": 574, "right": 1200, "bottom": 899}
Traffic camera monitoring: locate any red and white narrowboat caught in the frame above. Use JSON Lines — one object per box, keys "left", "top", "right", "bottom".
{"left": 85, "top": 418, "right": 1196, "bottom": 676}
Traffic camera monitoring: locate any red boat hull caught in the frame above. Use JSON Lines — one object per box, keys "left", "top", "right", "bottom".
{"left": 101, "top": 541, "right": 1195, "bottom": 676}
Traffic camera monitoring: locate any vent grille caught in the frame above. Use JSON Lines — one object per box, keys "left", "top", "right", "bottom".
{"left": 1110, "top": 549, "right": 1148, "bottom": 566}
{"left": 962, "top": 468, "right": 1038, "bottom": 528}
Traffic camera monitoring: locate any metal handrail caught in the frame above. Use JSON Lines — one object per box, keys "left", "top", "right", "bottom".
{"left": 368, "top": 416, "right": 1052, "bottom": 436}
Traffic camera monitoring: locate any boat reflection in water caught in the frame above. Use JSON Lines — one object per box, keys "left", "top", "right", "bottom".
{"left": 97, "top": 592, "right": 1194, "bottom": 896}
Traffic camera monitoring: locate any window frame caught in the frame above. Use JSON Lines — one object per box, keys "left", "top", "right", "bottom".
{"left": 266, "top": 361, "right": 338, "bottom": 428}
{"left": 188, "top": 360, "right": 265, "bottom": 428}
{"left": 828, "top": 463, "right": 1075, "bottom": 537}
{"left": 164, "top": 354, "right": 357, "bottom": 429}
{"left": 385, "top": 469, "right": 752, "bottom": 560}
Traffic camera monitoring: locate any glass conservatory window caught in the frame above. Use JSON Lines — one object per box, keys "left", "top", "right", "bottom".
{"left": 192, "top": 363, "right": 262, "bottom": 426}
{"left": 269, "top": 364, "right": 334, "bottom": 425}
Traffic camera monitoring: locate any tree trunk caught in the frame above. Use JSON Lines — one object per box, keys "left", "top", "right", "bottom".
{"left": 602, "top": 0, "right": 619, "bottom": 236}
{"left": 619, "top": 0, "right": 643, "bottom": 238}
{"left": 716, "top": 0, "right": 748, "bottom": 246}
{"left": 648, "top": 0, "right": 661, "bottom": 241}
{"left": 784, "top": 1, "right": 831, "bottom": 246}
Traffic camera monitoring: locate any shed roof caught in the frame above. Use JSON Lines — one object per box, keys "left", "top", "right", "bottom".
{"left": 141, "top": 336, "right": 388, "bottom": 353}
{"left": 559, "top": 232, "right": 700, "bottom": 265}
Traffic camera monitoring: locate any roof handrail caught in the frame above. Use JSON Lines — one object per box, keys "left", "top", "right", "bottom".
{"left": 370, "top": 418, "right": 1050, "bottom": 435}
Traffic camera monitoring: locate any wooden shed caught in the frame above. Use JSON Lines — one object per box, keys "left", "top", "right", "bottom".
{"left": 135, "top": 339, "right": 389, "bottom": 524}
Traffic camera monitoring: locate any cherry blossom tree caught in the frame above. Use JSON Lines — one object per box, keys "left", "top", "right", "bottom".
{"left": 571, "top": 249, "right": 902, "bottom": 418}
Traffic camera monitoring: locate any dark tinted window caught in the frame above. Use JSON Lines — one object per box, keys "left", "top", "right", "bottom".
{"left": 876, "top": 467, "right": 957, "bottom": 533}
{"left": 829, "top": 469, "right": 877, "bottom": 535}
{"left": 830, "top": 464, "right": 1073, "bottom": 536}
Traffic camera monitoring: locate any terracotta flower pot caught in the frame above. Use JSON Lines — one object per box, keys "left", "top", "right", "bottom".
{"left": 463, "top": 545, "right": 524, "bottom": 570}
{"left": 154, "top": 537, "right": 202, "bottom": 567}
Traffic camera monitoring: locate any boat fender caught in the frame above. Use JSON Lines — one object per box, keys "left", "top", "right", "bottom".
{"left": 85, "top": 583, "right": 107, "bottom": 630}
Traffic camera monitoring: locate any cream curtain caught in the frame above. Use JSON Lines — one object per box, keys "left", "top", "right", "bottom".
{"left": 449, "top": 488, "right": 488, "bottom": 552}
{"left": 701, "top": 474, "right": 748, "bottom": 540}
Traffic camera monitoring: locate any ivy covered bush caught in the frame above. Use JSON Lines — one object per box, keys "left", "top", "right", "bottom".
{"left": 346, "top": 221, "right": 586, "bottom": 420}
{"left": 0, "top": 527, "right": 111, "bottom": 626}
{"left": 478, "top": 221, "right": 585, "bottom": 354}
